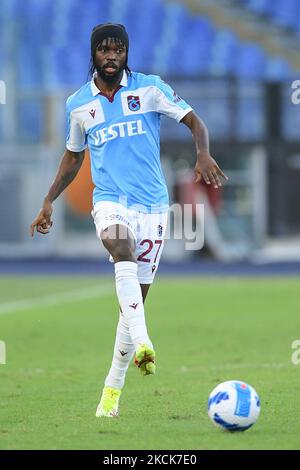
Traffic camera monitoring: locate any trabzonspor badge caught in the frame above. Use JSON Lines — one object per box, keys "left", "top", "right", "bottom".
{"left": 127, "top": 95, "right": 141, "bottom": 111}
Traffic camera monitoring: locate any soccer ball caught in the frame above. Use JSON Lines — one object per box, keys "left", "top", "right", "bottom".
{"left": 207, "top": 380, "right": 261, "bottom": 432}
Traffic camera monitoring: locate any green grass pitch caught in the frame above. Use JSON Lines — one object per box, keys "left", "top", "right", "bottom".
{"left": 0, "top": 275, "right": 300, "bottom": 450}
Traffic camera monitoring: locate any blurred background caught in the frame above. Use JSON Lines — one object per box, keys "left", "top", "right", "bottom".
{"left": 1, "top": 0, "right": 300, "bottom": 271}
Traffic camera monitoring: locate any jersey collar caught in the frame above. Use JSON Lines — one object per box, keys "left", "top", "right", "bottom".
{"left": 91, "top": 70, "right": 128, "bottom": 96}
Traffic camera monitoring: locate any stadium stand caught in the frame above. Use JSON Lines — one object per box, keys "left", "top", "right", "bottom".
{"left": 1, "top": 0, "right": 298, "bottom": 91}
{"left": 0, "top": 0, "right": 299, "bottom": 145}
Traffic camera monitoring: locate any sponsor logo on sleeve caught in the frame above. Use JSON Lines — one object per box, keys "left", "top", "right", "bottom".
{"left": 173, "top": 91, "right": 182, "bottom": 103}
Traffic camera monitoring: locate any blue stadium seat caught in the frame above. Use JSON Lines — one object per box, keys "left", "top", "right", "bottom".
{"left": 265, "top": 56, "right": 293, "bottom": 81}
{"left": 124, "top": 0, "right": 165, "bottom": 71}
{"left": 234, "top": 43, "right": 267, "bottom": 79}
{"left": 164, "top": 8, "right": 216, "bottom": 76}
{"left": 245, "top": 0, "right": 299, "bottom": 31}
{"left": 17, "top": 99, "right": 44, "bottom": 143}
{"left": 210, "top": 30, "right": 239, "bottom": 75}
{"left": 269, "top": 0, "right": 298, "bottom": 28}
{"left": 245, "top": 0, "right": 273, "bottom": 15}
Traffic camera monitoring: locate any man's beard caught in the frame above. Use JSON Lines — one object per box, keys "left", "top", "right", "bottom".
{"left": 96, "top": 64, "right": 124, "bottom": 83}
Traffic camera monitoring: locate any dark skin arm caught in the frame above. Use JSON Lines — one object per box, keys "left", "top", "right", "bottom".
{"left": 30, "top": 149, "right": 85, "bottom": 236}
{"left": 181, "top": 111, "right": 228, "bottom": 188}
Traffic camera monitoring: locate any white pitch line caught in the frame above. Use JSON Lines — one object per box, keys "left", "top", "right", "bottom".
{"left": 0, "top": 284, "right": 114, "bottom": 316}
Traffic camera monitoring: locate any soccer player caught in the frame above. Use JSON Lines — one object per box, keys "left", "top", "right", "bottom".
{"left": 30, "top": 23, "right": 227, "bottom": 417}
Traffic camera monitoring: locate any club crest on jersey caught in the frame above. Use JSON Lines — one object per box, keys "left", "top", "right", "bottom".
{"left": 127, "top": 95, "right": 141, "bottom": 111}
{"left": 173, "top": 91, "right": 182, "bottom": 104}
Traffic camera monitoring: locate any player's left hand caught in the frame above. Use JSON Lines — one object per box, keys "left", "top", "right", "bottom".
{"left": 195, "top": 151, "right": 228, "bottom": 189}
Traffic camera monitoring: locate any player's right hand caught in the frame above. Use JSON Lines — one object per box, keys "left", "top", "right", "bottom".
{"left": 30, "top": 200, "right": 53, "bottom": 237}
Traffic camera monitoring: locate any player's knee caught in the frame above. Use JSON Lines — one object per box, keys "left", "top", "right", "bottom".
{"left": 113, "top": 243, "right": 136, "bottom": 262}
{"left": 102, "top": 237, "right": 135, "bottom": 262}
{"left": 101, "top": 225, "right": 136, "bottom": 261}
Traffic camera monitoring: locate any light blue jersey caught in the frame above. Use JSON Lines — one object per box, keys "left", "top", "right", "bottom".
{"left": 66, "top": 71, "right": 192, "bottom": 212}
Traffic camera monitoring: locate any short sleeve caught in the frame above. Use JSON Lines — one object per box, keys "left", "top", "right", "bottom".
{"left": 154, "top": 77, "right": 193, "bottom": 122}
{"left": 66, "top": 99, "right": 87, "bottom": 152}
